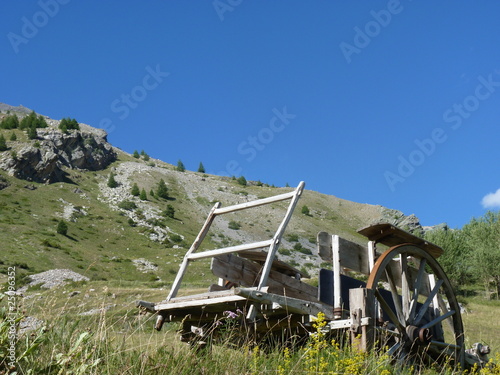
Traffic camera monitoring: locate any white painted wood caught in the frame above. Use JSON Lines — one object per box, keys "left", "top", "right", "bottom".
{"left": 213, "top": 190, "right": 296, "bottom": 215}
{"left": 166, "top": 202, "right": 221, "bottom": 301}
{"left": 187, "top": 240, "right": 274, "bottom": 260}
{"left": 332, "top": 235, "right": 342, "bottom": 314}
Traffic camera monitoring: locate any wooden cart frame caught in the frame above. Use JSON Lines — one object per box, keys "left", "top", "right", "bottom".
{"left": 137, "top": 181, "right": 489, "bottom": 369}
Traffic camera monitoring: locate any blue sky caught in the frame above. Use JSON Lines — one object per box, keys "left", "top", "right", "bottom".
{"left": 1, "top": 1, "right": 500, "bottom": 228}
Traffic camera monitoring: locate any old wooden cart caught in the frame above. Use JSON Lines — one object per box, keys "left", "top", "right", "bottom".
{"left": 137, "top": 181, "right": 487, "bottom": 368}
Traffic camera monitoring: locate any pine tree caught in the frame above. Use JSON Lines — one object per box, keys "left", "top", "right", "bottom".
{"left": 143, "top": 153, "right": 150, "bottom": 161}
{"left": 237, "top": 176, "right": 247, "bottom": 186}
{"left": 176, "top": 160, "right": 185, "bottom": 172}
{"left": 197, "top": 162, "right": 205, "bottom": 173}
{"left": 156, "top": 178, "right": 169, "bottom": 199}
{"left": 27, "top": 125, "right": 37, "bottom": 140}
{"left": 10, "top": 132, "right": 17, "bottom": 141}
{"left": 163, "top": 204, "right": 175, "bottom": 219}
{"left": 57, "top": 220, "right": 68, "bottom": 235}
{"left": 301, "top": 205, "right": 310, "bottom": 216}
{"left": 131, "top": 183, "right": 140, "bottom": 196}
{"left": 149, "top": 189, "right": 155, "bottom": 198}
{"left": 133, "top": 150, "right": 140, "bottom": 158}
{"left": 0, "top": 134, "right": 7, "bottom": 151}
{"left": 140, "top": 188, "right": 147, "bottom": 200}
{"left": 107, "top": 173, "right": 118, "bottom": 188}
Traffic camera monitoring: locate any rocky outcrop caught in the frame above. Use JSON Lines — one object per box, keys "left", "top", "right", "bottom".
{"left": 0, "top": 129, "right": 116, "bottom": 183}
{"left": 378, "top": 207, "right": 424, "bottom": 236}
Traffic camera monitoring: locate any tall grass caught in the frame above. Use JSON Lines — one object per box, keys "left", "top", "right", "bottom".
{"left": 1, "top": 294, "right": 500, "bottom": 375}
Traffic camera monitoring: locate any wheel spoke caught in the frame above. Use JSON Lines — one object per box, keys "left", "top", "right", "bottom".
{"left": 421, "top": 310, "right": 456, "bottom": 330}
{"left": 436, "top": 293, "right": 456, "bottom": 332}
{"left": 374, "top": 289, "right": 408, "bottom": 339}
{"left": 387, "top": 342, "right": 401, "bottom": 356}
{"left": 385, "top": 267, "right": 405, "bottom": 325}
{"left": 400, "top": 254, "right": 410, "bottom": 321}
{"left": 430, "top": 340, "right": 460, "bottom": 350}
{"left": 414, "top": 279, "right": 443, "bottom": 326}
{"left": 409, "top": 258, "right": 427, "bottom": 322}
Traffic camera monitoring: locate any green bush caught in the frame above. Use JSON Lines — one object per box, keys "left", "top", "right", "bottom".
{"left": 228, "top": 221, "right": 241, "bottom": 230}
{"left": 56, "top": 220, "right": 68, "bottom": 235}
{"left": 118, "top": 200, "right": 137, "bottom": 211}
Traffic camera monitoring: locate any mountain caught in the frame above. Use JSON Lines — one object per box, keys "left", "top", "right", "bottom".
{"left": 0, "top": 103, "right": 427, "bottom": 286}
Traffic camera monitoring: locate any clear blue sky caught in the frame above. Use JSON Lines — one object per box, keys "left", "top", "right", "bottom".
{"left": 2, "top": 1, "right": 500, "bottom": 228}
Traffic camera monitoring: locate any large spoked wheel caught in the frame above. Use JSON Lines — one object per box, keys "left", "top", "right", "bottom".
{"left": 366, "top": 244, "right": 465, "bottom": 369}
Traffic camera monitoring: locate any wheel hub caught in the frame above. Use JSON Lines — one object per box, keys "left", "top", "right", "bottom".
{"left": 406, "top": 325, "right": 432, "bottom": 345}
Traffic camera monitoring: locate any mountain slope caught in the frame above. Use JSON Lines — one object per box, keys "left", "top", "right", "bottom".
{"left": 0, "top": 104, "right": 424, "bottom": 287}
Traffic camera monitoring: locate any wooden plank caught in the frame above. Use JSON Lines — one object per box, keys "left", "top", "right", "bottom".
{"left": 332, "top": 235, "right": 342, "bottom": 317}
{"left": 317, "top": 231, "right": 332, "bottom": 261}
{"left": 187, "top": 239, "right": 273, "bottom": 260}
{"left": 358, "top": 223, "right": 443, "bottom": 258}
{"left": 349, "top": 288, "right": 375, "bottom": 352}
{"left": 236, "top": 289, "right": 335, "bottom": 320}
{"left": 317, "top": 232, "right": 370, "bottom": 275}
{"left": 211, "top": 253, "right": 318, "bottom": 303}
{"left": 213, "top": 190, "right": 296, "bottom": 215}
{"left": 239, "top": 249, "right": 309, "bottom": 278}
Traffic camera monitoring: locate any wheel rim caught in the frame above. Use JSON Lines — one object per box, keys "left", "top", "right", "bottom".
{"left": 366, "top": 244, "right": 465, "bottom": 368}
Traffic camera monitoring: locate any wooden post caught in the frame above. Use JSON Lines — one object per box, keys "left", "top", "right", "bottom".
{"left": 349, "top": 288, "right": 374, "bottom": 352}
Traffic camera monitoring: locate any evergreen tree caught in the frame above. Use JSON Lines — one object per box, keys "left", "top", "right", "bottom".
{"left": 131, "top": 183, "right": 140, "bottom": 196}
{"left": 36, "top": 115, "right": 48, "bottom": 128}
{"left": 59, "top": 122, "right": 68, "bottom": 134}
{"left": 140, "top": 150, "right": 146, "bottom": 156}
{"left": 56, "top": 220, "right": 68, "bottom": 235}
{"left": 27, "top": 125, "right": 37, "bottom": 140}
{"left": 140, "top": 188, "right": 147, "bottom": 200}
{"left": 143, "top": 153, "right": 150, "bottom": 161}
{"left": 107, "top": 173, "right": 118, "bottom": 188}
{"left": 10, "top": 132, "right": 17, "bottom": 141}
{"left": 133, "top": 150, "right": 140, "bottom": 158}
{"left": 0, "top": 134, "right": 7, "bottom": 151}
{"left": 176, "top": 160, "right": 185, "bottom": 172}
{"left": 149, "top": 189, "right": 155, "bottom": 198}
{"left": 237, "top": 176, "right": 247, "bottom": 186}
{"left": 156, "top": 178, "right": 169, "bottom": 199}
{"left": 197, "top": 162, "right": 205, "bottom": 173}
{"left": 301, "top": 205, "right": 311, "bottom": 216}
{"left": 163, "top": 204, "right": 175, "bottom": 219}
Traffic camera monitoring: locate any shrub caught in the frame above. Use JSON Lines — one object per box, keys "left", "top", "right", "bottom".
{"left": 169, "top": 233, "right": 183, "bottom": 243}
{"left": 139, "top": 188, "right": 147, "bottom": 200}
{"left": 118, "top": 200, "right": 137, "bottom": 210}
{"left": 237, "top": 176, "right": 247, "bottom": 186}
{"left": 228, "top": 221, "right": 241, "bottom": 230}
{"left": 301, "top": 205, "right": 311, "bottom": 216}
{"left": 132, "top": 150, "right": 140, "bottom": 158}
{"left": 59, "top": 117, "right": 79, "bottom": 131}
{"left": 107, "top": 173, "right": 118, "bottom": 188}
{"left": 163, "top": 204, "right": 175, "bottom": 218}
{"left": 156, "top": 178, "right": 169, "bottom": 199}
{"left": 56, "top": 220, "right": 68, "bottom": 235}
{"left": 131, "top": 183, "right": 140, "bottom": 196}
{"left": 9, "top": 132, "right": 17, "bottom": 141}
{"left": 176, "top": 159, "right": 185, "bottom": 172}
{"left": 0, "top": 135, "right": 7, "bottom": 151}
{"left": 197, "top": 162, "right": 205, "bottom": 173}
{"left": 287, "top": 233, "right": 299, "bottom": 242}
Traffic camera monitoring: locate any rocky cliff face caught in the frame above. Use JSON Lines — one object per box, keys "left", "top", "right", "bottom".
{"left": 0, "top": 128, "right": 116, "bottom": 183}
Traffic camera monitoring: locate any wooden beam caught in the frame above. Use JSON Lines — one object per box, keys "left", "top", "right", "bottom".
{"left": 213, "top": 190, "right": 296, "bottom": 215}
{"left": 211, "top": 253, "right": 318, "bottom": 302}
{"left": 187, "top": 240, "right": 273, "bottom": 260}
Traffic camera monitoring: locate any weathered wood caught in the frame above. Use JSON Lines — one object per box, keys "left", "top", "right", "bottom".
{"left": 236, "top": 288, "right": 335, "bottom": 320}
{"left": 318, "top": 232, "right": 371, "bottom": 275}
{"left": 239, "top": 249, "right": 309, "bottom": 278}
{"left": 332, "top": 235, "right": 342, "bottom": 317}
{"left": 187, "top": 239, "right": 273, "bottom": 260}
{"left": 358, "top": 223, "right": 443, "bottom": 258}
{"left": 211, "top": 253, "right": 318, "bottom": 302}
{"left": 166, "top": 202, "right": 221, "bottom": 301}
{"left": 213, "top": 190, "right": 296, "bottom": 215}
{"left": 349, "top": 288, "right": 375, "bottom": 352}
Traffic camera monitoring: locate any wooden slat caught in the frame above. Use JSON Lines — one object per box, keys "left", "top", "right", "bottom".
{"left": 239, "top": 249, "right": 309, "bottom": 278}
{"left": 213, "top": 191, "right": 296, "bottom": 215}
{"left": 358, "top": 223, "right": 443, "bottom": 258}
{"left": 187, "top": 240, "right": 273, "bottom": 260}
{"left": 211, "top": 253, "right": 318, "bottom": 303}
{"left": 317, "top": 232, "right": 371, "bottom": 275}
{"left": 236, "top": 289, "right": 335, "bottom": 320}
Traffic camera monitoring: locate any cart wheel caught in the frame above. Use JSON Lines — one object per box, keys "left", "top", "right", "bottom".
{"left": 366, "top": 244, "right": 465, "bottom": 369}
